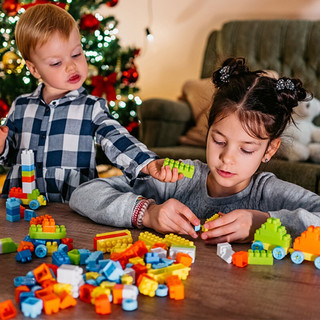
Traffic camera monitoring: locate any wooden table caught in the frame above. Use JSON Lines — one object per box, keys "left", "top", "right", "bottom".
{"left": 1, "top": 199, "right": 320, "bottom": 319}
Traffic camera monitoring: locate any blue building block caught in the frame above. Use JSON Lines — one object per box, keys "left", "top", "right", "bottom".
{"left": 14, "top": 276, "right": 36, "bottom": 287}
{"left": 16, "top": 249, "right": 32, "bottom": 263}
{"left": 145, "top": 252, "right": 160, "bottom": 264}
{"left": 78, "top": 248, "right": 91, "bottom": 265}
{"left": 85, "top": 251, "right": 103, "bottom": 265}
{"left": 52, "top": 250, "right": 71, "bottom": 266}
{"left": 101, "top": 260, "right": 124, "bottom": 281}
{"left": 21, "top": 164, "right": 35, "bottom": 172}
{"left": 58, "top": 243, "right": 69, "bottom": 253}
{"left": 122, "top": 298, "right": 138, "bottom": 311}
{"left": 86, "top": 261, "right": 100, "bottom": 272}
{"left": 194, "top": 224, "right": 201, "bottom": 232}
{"left": 34, "top": 244, "right": 47, "bottom": 258}
{"left": 24, "top": 209, "right": 36, "bottom": 221}
{"left": 19, "top": 291, "right": 35, "bottom": 305}
{"left": 21, "top": 297, "right": 43, "bottom": 318}
{"left": 156, "top": 284, "right": 168, "bottom": 297}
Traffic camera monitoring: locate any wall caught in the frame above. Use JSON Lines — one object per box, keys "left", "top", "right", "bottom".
{"left": 99, "top": 0, "right": 320, "bottom": 101}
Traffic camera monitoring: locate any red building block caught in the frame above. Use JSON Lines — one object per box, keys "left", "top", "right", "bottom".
{"left": 0, "top": 300, "right": 17, "bottom": 320}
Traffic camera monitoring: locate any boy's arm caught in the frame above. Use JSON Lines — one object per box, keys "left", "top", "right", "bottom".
{"left": 92, "top": 99, "right": 158, "bottom": 181}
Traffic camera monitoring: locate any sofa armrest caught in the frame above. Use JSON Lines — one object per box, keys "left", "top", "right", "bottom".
{"left": 138, "top": 98, "right": 193, "bottom": 148}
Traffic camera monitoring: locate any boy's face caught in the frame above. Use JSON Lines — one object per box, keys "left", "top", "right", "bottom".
{"left": 26, "top": 28, "right": 88, "bottom": 103}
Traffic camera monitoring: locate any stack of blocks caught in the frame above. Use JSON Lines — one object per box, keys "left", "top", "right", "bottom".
{"left": 21, "top": 149, "right": 36, "bottom": 194}
{"left": 6, "top": 198, "right": 21, "bottom": 222}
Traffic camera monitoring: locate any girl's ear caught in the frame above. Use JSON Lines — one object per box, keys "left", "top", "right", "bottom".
{"left": 25, "top": 60, "right": 41, "bottom": 80}
{"left": 262, "top": 138, "right": 281, "bottom": 163}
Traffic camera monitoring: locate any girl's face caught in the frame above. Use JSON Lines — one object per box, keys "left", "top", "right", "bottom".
{"left": 206, "top": 112, "right": 280, "bottom": 198}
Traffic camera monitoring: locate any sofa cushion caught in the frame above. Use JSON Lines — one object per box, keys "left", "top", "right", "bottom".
{"left": 179, "top": 70, "right": 279, "bottom": 147}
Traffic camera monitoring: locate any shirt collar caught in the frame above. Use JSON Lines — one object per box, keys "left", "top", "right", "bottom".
{"left": 29, "top": 83, "right": 87, "bottom": 103}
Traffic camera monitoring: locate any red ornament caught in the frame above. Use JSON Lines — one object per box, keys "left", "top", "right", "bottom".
{"left": 2, "top": 0, "right": 20, "bottom": 16}
{"left": 122, "top": 67, "right": 139, "bottom": 85}
{"left": 21, "top": 0, "right": 66, "bottom": 11}
{"left": 0, "top": 100, "right": 10, "bottom": 119}
{"left": 106, "top": 0, "right": 119, "bottom": 7}
{"left": 79, "top": 14, "right": 100, "bottom": 32}
{"left": 91, "top": 73, "right": 117, "bottom": 101}
{"left": 125, "top": 121, "right": 139, "bottom": 133}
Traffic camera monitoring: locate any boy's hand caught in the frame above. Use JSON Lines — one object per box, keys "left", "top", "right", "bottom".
{"left": 0, "top": 126, "right": 8, "bottom": 154}
{"left": 141, "top": 159, "right": 184, "bottom": 182}
{"left": 143, "top": 198, "right": 200, "bottom": 238}
{"left": 201, "top": 209, "right": 270, "bottom": 244}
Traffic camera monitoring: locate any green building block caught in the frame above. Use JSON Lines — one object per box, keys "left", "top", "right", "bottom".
{"left": 0, "top": 237, "right": 18, "bottom": 254}
{"left": 163, "top": 158, "right": 194, "bottom": 178}
{"left": 68, "top": 249, "right": 80, "bottom": 265}
{"left": 27, "top": 188, "right": 40, "bottom": 200}
{"left": 254, "top": 217, "right": 292, "bottom": 250}
{"left": 29, "top": 224, "right": 67, "bottom": 240}
{"left": 248, "top": 249, "right": 273, "bottom": 265}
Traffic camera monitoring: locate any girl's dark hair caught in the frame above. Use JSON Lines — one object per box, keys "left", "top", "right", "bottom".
{"left": 208, "top": 57, "right": 311, "bottom": 140}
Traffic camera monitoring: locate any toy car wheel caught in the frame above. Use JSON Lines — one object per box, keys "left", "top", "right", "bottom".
{"left": 251, "top": 241, "right": 264, "bottom": 251}
{"left": 272, "top": 246, "right": 286, "bottom": 260}
{"left": 291, "top": 251, "right": 304, "bottom": 264}
{"left": 314, "top": 257, "right": 320, "bottom": 269}
{"left": 35, "top": 244, "right": 48, "bottom": 258}
{"left": 29, "top": 200, "right": 40, "bottom": 210}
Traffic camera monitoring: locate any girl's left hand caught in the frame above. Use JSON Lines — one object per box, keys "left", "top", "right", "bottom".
{"left": 201, "top": 209, "right": 270, "bottom": 244}
{"left": 141, "top": 159, "right": 184, "bottom": 182}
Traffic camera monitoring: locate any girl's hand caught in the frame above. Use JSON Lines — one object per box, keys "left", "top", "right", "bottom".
{"left": 143, "top": 198, "right": 200, "bottom": 238}
{"left": 0, "top": 126, "right": 8, "bottom": 154}
{"left": 141, "top": 159, "right": 184, "bottom": 182}
{"left": 201, "top": 209, "right": 270, "bottom": 244}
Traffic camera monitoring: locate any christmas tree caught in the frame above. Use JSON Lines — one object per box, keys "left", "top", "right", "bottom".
{"left": 0, "top": 0, "right": 141, "bottom": 135}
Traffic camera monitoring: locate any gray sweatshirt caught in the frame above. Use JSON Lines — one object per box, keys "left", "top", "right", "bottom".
{"left": 69, "top": 160, "right": 320, "bottom": 239}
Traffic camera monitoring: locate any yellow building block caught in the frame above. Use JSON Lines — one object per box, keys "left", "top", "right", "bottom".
{"left": 129, "top": 256, "right": 145, "bottom": 265}
{"left": 138, "top": 275, "right": 158, "bottom": 297}
{"left": 164, "top": 234, "right": 194, "bottom": 247}
{"left": 91, "top": 287, "right": 111, "bottom": 304}
{"left": 202, "top": 213, "right": 220, "bottom": 232}
{"left": 139, "top": 231, "right": 166, "bottom": 248}
{"left": 94, "top": 229, "right": 133, "bottom": 253}
{"left": 147, "top": 263, "right": 191, "bottom": 284}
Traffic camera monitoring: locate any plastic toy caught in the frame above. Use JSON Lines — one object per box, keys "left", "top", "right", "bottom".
{"left": 163, "top": 158, "right": 195, "bottom": 178}
{"left": 0, "top": 300, "right": 17, "bottom": 320}
{"left": 94, "top": 230, "right": 133, "bottom": 253}
{"left": 248, "top": 249, "right": 274, "bottom": 265}
{"left": 0, "top": 238, "right": 18, "bottom": 254}
{"left": 8, "top": 150, "right": 46, "bottom": 210}
{"left": 290, "top": 225, "right": 320, "bottom": 269}
{"left": 251, "top": 217, "right": 292, "bottom": 260}
{"left": 217, "top": 242, "right": 234, "bottom": 264}
{"left": 166, "top": 275, "right": 184, "bottom": 300}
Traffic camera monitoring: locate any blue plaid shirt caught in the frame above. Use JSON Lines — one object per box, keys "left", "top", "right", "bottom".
{"left": 0, "top": 84, "right": 157, "bottom": 202}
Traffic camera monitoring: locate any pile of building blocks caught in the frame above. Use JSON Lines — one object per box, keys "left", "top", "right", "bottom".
{"left": 7, "top": 150, "right": 46, "bottom": 212}
{"left": 162, "top": 158, "right": 195, "bottom": 178}
{"left": 2, "top": 228, "right": 196, "bottom": 317}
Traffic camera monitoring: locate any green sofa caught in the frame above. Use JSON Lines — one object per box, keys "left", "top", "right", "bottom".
{"left": 138, "top": 20, "right": 320, "bottom": 194}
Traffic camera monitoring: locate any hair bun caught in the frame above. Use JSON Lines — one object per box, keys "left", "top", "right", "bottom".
{"left": 275, "top": 77, "right": 309, "bottom": 110}
{"left": 212, "top": 57, "right": 250, "bottom": 88}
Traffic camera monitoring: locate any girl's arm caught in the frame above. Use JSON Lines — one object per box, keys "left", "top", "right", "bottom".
{"left": 202, "top": 174, "right": 320, "bottom": 243}
{"left": 69, "top": 171, "right": 200, "bottom": 236}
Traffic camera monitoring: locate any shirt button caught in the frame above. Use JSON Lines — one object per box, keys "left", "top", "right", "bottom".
{"left": 45, "top": 107, "right": 50, "bottom": 112}
{"left": 52, "top": 101, "right": 56, "bottom": 105}
{"left": 41, "top": 134, "right": 46, "bottom": 139}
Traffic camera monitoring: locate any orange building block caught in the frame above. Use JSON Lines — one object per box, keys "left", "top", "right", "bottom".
{"left": 59, "top": 291, "right": 77, "bottom": 310}
{"left": 22, "top": 175, "right": 35, "bottom": 183}
{"left": 232, "top": 251, "right": 248, "bottom": 267}
{"left": 293, "top": 226, "right": 320, "bottom": 255}
{"left": 35, "top": 287, "right": 54, "bottom": 299}
{"left": 166, "top": 275, "right": 184, "bottom": 300}
{"left": 15, "top": 285, "right": 30, "bottom": 303}
{"left": 95, "top": 294, "right": 111, "bottom": 314}
{"left": 42, "top": 293, "right": 60, "bottom": 315}
{"left": 33, "top": 263, "right": 54, "bottom": 284}
{"left": 152, "top": 242, "right": 168, "bottom": 250}
{"left": 42, "top": 218, "right": 56, "bottom": 232}
{"left": 176, "top": 252, "right": 193, "bottom": 267}
{"left": 112, "top": 284, "right": 124, "bottom": 304}
{"left": 79, "top": 284, "right": 95, "bottom": 304}
{"left": 0, "top": 300, "right": 17, "bottom": 320}
{"left": 20, "top": 206, "right": 25, "bottom": 219}
{"left": 17, "top": 241, "right": 34, "bottom": 253}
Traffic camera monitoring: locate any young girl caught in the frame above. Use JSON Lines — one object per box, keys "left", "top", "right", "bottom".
{"left": 69, "top": 57, "right": 320, "bottom": 242}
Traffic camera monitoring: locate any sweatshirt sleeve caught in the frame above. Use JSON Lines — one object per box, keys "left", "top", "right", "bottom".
{"left": 92, "top": 99, "right": 158, "bottom": 182}
{"left": 69, "top": 174, "right": 181, "bottom": 227}
{"left": 258, "top": 173, "right": 320, "bottom": 239}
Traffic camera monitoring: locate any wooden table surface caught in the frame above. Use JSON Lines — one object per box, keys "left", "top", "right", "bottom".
{"left": 1, "top": 199, "right": 320, "bottom": 320}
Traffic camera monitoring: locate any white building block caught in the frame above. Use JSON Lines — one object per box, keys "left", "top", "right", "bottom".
{"left": 217, "top": 242, "right": 235, "bottom": 264}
